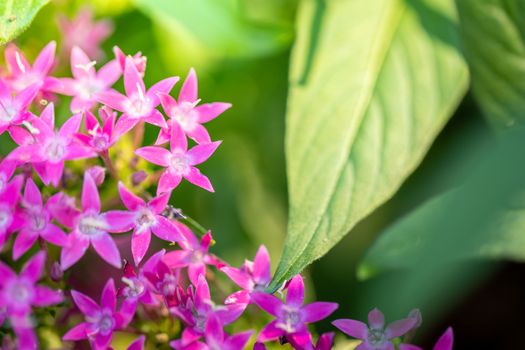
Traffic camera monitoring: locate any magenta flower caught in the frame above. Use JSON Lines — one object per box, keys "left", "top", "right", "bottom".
{"left": 222, "top": 245, "right": 271, "bottom": 306}
{"left": 76, "top": 107, "right": 121, "bottom": 153}
{"left": 399, "top": 328, "right": 453, "bottom": 350}
{"left": 12, "top": 178, "right": 68, "bottom": 260}
{"left": 106, "top": 182, "right": 184, "bottom": 265}
{"left": 0, "top": 175, "right": 23, "bottom": 248}
{"left": 8, "top": 103, "right": 96, "bottom": 186}
{"left": 0, "top": 78, "right": 38, "bottom": 136}
{"left": 60, "top": 173, "right": 123, "bottom": 269}
{"left": 332, "top": 308, "right": 420, "bottom": 350}
{"left": 3, "top": 41, "right": 57, "bottom": 93}
{"left": 0, "top": 251, "right": 63, "bottom": 349}
{"left": 114, "top": 46, "right": 147, "bottom": 77}
{"left": 58, "top": 7, "right": 113, "bottom": 60}
{"left": 136, "top": 123, "right": 221, "bottom": 194}
{"left": 163, "top": 227, "right": 223, "bottom": 286}
{"left": 144, "top": 256, "right": 183, "bottom": 308}
{"left": 53, "top": 46, "right": 121, "bottom": 112}
{"left": 63, "top": 278, "right": 133, "bottom": 350}
{"left": 118, "top": 251, "right": 164, "bottom": 313}
{"left": 0, "top": 158, "right": 16, "bottom": 195}
{"left": 255, "top": 332, "right": 335, "bottom": 350}
{"left": 156, "top": 68, "right": 231, "bottom": 145}
{"left": 170, "top": 314, "right": 252, "bottom": 350}
{"left": 251, "top": 275, "right": 338, "bottom": 348}
{"left": 170, "top": 275, "right": 245, "bottom": 345}
{"left": 96, "top": 57, "right": 178, "bottom": 136}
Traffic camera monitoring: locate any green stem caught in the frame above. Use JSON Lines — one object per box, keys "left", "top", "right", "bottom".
{"left": 182, "top": 214, "right": 208, "bottom": 236}
{"left": 101, "top": 150, "right": 119, "bottom": 181}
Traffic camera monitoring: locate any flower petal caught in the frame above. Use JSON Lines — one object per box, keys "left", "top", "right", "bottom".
{"left": 101, "top": 278, "right": 116, "bottom": 310}
{"left": 33, "top": 286, "right": 63, "bottom": 306}
{"left": 158, "top": 171, "right": 182, "bottom": 195}
{"left": 23, "top": 177, "right": 42, "bottom": 207}
{"left": 124, "top": 57, "right": 145, "bottom": 97}
{"left": 196, "top": 102, "right": 231, "bottom": 123}
{"left": 152, "top": 216, "right": 183, "bottom": 242}
{"left": 71, "top": 290, "right": 99, "bottom": 317}
{"left": 33, "top": 41, "right": 56, "bottom": 75}
{"left": 332, "top": 319, "right": 368, "bottom": 339}
{"left": 221, "top": 266, "right": 253, "bottom": 291}
{"left": 185, "top": 167, "right": 214, "bottom": 192}
{"left": 148, "top": 192, "right": 170, "bottom": 214}
{"left": 253, "top": 245, "right": 271, "bottom": 286}
{"left": 148, "top": 77, "right": 179, "bottom": 106}
{"left": 63, "top": 322, "right": 88, "bottom": 341}
{"left": 187, "top": 141, "right": 221, "bottom": 166}
{"left": 302, "top": 302, "right": 338, "bottom": 323}
{"left": 13, "top": 230, "right": 38, "bottom": 260}
{"left": 104, "top": 210, "right": 135, "bottom": 232}
{"left": 368, "top": 308, "right": 385, "bottom": 330}
{"left": 257, "top": 320, "right": 283, "bottom": 342}
{"left": 131, "top": 230, "right": 152, "bottom": 266}
{"left": 170, "top": 122, "right": 187, "bottom": 152}
{"left": 91, "top": 232, "right": 122, "bottom": 268}
{"left": 433, "top": 328, "right": 453, "bottom": 350}
{"left": 127, "top": 336, "right": 146, "bottom": 350}
{"left": 118, "top": 182, "right": 145, "bottom": 210}
{"left": 135, "top": 146, "right": 170, "bottom": 166}
{"left": 251, "top": 292, "right": 282, "bottom": 317}
{"left": 71, "top": 46, "right": 95, "bottom": 79}
{"left": 286, "top": 275, "right": 305, "bottom": 307}
{"left": 82, "top": 172, "right": 100, "bottom": 212}
{"left": 41, "top": 223, "right": 68, "bottom": 246}
{"left": 60, "top": 233, "right": 89, "bottom": 270}
{"left": 179, "top": 68, "right": 198, "bottom": 103}
{"left": 21, "top": 250, "right": 46, "bottom": 282}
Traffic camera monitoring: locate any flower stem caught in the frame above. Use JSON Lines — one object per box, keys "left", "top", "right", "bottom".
{"left": 101, "top": 150, "right": 119, "bottom": 181}
{"left": 182, "top": 214, "right": 208, "bottom": 236}
{"left": 133, "top": 121, "right": 145, "bottom": 149}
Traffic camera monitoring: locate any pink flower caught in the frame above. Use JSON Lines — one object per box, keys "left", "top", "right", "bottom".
{"left": 222, "top": 245, "right": 271, "bottom": 306}
{"left": 58, "top": 7, "right": 113, "bottom": 60}
{"left": 118, "top": 252, "right": 164, "bottom": 314}
{"left": 96, "top": 57, "right": 178, "bottom": 136}
{"left": 170, "top": 314, "right": 252, "bottom": 350}
{"left": 251, "top": 275, "right": 338, "bottom": 348}
{"left": 3, "top": 41, "right": 57, "bottom": 93}
{"left": 53, "top": 47, "right": 121, "bottom": 112}
{"left": 143, "top": 256, "right": 183, "bottom": 308}
{"left": 106, "top": 182, "right": 184, "bottom": 265}
{"left": 8, "top": 103, "right": 96, "bottom": 186}
{"left": 156, "top": 68, "right": 231, "bottom": 145}
{"left": 113, "top": 46, "right": 147, "bottom": 77}
{"left": 12, "top": 178, "right": 68, "bottom": 260}
{"left": 0, "top": 251, "right": 63, "bottom": 349}
{"left": 0, "top": 158, "right": 16, "bottom": 195}
{"left": 332, "top": 308, "right": 421, "bottom": 350}
{"left": 0, "top": 175, "right": 23, "bottom": 248}
{"left": 0, "top": 78, "right": 38, "bottom": 136}
{"left": 76, "top": 107, "right": 121, "bottom": 153}
{"left": 63, "top": 278, "right": 133, "bottom": 350}
{"left": 255, "top": 332, "right": 335, "bottom": 350}
{"left": 163, "top": 227, "right": 223, "bottom": 286}
{"left": 60, "top": 173, "right": 123, "bottom": 269}
{"left": 136, "top": 123, "right": 221, "bottom": 194}
{"left": 169, "top": 276, "right": 245, "bottom": 345}
{"left": 399, "top": 328, "right": 453, "bottom": 350}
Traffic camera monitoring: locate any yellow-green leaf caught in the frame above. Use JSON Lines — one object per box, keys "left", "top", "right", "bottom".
{"left": 0, "top": 0, "right": 49, "bottom": 46}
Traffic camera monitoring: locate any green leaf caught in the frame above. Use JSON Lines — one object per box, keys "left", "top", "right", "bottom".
{"left": 456, "top": 0, "right": 525, "bottom": 128}
{"left": 269, "top": 0, "right": 469, "bottom": 290}
{"left": 133, "top": 0, "right": 293, "bottom": 61}
{"left": 359, "top": 129, "right": 525, "bottom": 279}
{"left": 0, "top": 0, "right": 49, "bottom": 46}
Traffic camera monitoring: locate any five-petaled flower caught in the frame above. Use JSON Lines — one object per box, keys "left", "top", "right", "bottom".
{"left": 13, "top": 178, "right": 68, "bottom": 260}
{"left": 60, "top": 172, "right": 123, "bottom": 269}
{"left": 53, "top": 46, "right": 121, "bottom": 112}
{"left": 0, "top": 78, "right": 38, "bottom": 136}
{"left": 0, "top": 251, "right": 63, "bottom": 349}
{"left": 105, "top": 182, "right": 184, "bottom": 265}
{"left": 63, "top": 278, "right": 133, "bottom": 350}
{"left": 136, "top": 123, "right": 221, "bottom": 194}
{"left": 156, "top": 68, "right": 231, "bottom": 145}
{"left": 252, "top": 275, "right": 338, "bottom": 348}
{"left": 332, "top": 308, "right": 421, "bottom": 350}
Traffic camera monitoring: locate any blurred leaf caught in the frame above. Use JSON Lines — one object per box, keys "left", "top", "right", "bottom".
{"left": 359, "top": 128, "right": 525, "bottom": 279}
{"left": 0, "top": 0, "right": 49, "bottom": 45}
{"left": 456, "top": 0, "right": 525, "bottom": 128}
{"left": 269, "top": 0, "right": 469, "bottom": 290}
{"left": 134, "top": 0, "right": 292, "bottom": 64}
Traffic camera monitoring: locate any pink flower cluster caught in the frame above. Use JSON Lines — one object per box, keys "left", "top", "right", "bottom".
{"left": 0, "top": 15, "right": 455, "bottom": 350}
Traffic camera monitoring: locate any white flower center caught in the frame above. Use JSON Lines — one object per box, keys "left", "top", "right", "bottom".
{"left": 5, "top": 278, "right": 34, "bottom": 306}
{"left": 122, "top": 277, "right": 145, "bottom": 298}
{"left": 160, "top": 273, "right": 177, "bottom": 297}
{"left": 78, "top": 214, "right": 107, "bottom": 237}
{"left": 28, "top": 209, "right": 47, "bottom": 232}
{"left": 169, "top": 154, "right": 189, "bottom": 174}
{"left": 277, "top": 305, "right": 302, "bottom": 333}
{"left": 134, "top": 207, "right": 156, "bottom": 232}
{"left": 88, "top": 308, "right": 115, "bottom": 336}
{"left": 0, "top": 208, "right": 12, "bottom": 230}
{"left": 91, "top": 134, "right": 109, "bottom": 151}
{"left": 170, "top": 102, "right": 198, "bottom": 130}
{"left": 125, "top": 85, "right": 151, "bottom": 118}
{"left": 367, "top": 328, "right": 386, "bottom": 347}
{"left": 45, "top": 137, "right": 67, "bottom": 163}
{"left": 76, "top": 77, "right": 102, "bottom": 100}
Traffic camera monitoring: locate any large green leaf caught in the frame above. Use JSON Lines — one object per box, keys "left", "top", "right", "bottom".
{"left": 359, "top": 129, "right": 525, "bottom": 278}
{"left": 0, "top": 0, "right": 49, "bottom": 45}
{"left": 456, "top": 0, "right": 525, "bottom": 127}
{"left": 269, "top": 0, "right": 469, "bottom": 290}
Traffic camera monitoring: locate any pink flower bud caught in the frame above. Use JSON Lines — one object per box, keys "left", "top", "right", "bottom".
{"left": 87, "top": 166, "right": 106, "bottom": 186}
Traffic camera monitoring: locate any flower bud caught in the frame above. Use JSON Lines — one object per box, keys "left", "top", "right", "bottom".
{"left": 131, "top": 170, "right": 148, "bottom": 186}
{"left": 87, "top": 166, "right": 106, "bottom": 186}
{"left": 50, "top": 262, "right": 63, "bottom": 282}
